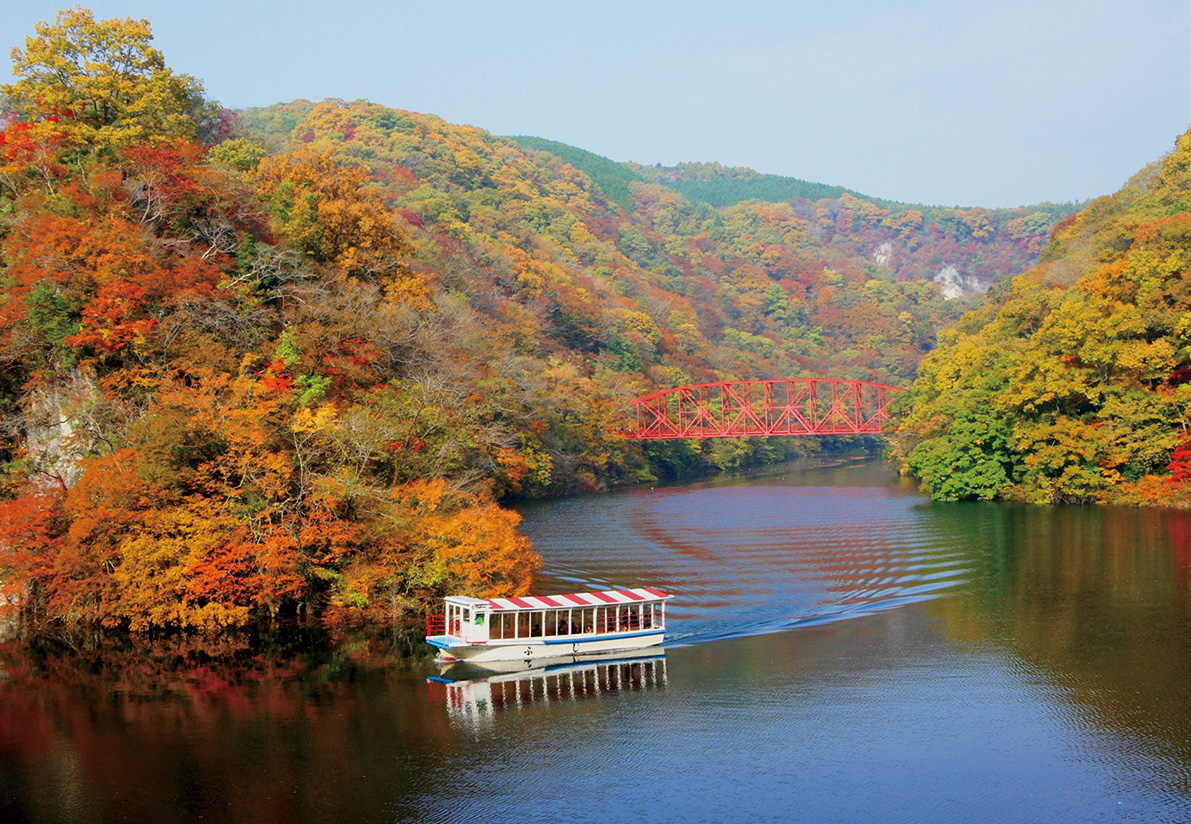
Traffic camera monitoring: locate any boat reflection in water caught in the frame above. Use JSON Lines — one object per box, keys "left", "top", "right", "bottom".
{"left": 428, "top": 649, "right": 667, "bottom": 728}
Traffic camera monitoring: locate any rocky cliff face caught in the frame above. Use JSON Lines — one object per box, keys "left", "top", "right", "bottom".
{"left": 932, "top": 265, "right": 987, "bottom": 300}
{"left": 22, "top": 371, "right": 102, "bottom": 490}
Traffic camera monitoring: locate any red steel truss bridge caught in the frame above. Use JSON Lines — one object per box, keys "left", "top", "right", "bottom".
{"left": 620, "top": 378, "right": 906, "bottom": 440}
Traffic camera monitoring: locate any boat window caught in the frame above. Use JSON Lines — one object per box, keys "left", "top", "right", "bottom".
{"left": 552, "top": 609, "right": 563, "bottom": 637}
{"left": 575, "top": 608, "right": 593, "bottom": 634}
{"left": 518, "top": 612, "right": 531, "bottom": 638}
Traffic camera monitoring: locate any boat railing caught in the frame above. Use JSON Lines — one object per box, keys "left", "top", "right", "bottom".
{"left": 426, "top": 614, "right": 460, "bottom": 637}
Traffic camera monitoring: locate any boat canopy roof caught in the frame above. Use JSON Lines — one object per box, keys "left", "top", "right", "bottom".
{"left": 446, "top": 587, "right": 672, "bottom": 612}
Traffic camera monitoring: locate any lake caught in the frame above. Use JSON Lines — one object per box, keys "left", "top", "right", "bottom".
{"left": 2, "top": 458, "right": 1190, "bottom": 823}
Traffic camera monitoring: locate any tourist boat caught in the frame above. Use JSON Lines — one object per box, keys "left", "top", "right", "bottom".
{"left": 425, "top": 587, "right": 673, "bottom": 664}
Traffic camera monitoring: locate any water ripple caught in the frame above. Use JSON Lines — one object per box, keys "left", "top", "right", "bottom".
{"left": 520, "top": 481, "right": 971, "bottom": 647}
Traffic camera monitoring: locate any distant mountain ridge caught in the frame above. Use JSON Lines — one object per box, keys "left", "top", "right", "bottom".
{"left": 507, "top": 137, "right": 872, "bottom": 209}
{"left": 628, "top": 160, "right": 867, "bottom": 208}
{"left": 507, "top": 135, "right": 1077, "bottom": 216}
{"left": 507, "top": 136, "right": 644, "bottom": 207}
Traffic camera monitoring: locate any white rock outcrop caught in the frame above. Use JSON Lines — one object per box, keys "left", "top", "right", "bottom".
{"left": 933, "top": 265, "right": 986, "bottom": 300}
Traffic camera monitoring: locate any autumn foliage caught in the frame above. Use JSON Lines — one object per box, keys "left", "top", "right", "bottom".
{"left": 0, "top": 9, "right": 538, "bottom": 632}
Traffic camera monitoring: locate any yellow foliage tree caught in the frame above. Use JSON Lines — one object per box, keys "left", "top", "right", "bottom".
{"left": 3, "top": 7, "right": 205, "bottom": 153}
{"left": 253, "top": 146, "right": 426, "bottom": 301}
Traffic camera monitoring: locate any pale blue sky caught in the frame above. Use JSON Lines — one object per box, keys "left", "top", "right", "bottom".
{"left": 4, "top": 1, "right": 1190, "bottom": 208}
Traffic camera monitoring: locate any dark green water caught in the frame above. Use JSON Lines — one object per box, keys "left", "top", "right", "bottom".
{"left": 2, "top": 458, "right": 1190, "bottom": 822}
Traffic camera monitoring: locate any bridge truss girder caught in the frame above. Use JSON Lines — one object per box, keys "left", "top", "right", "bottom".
{"left": 621, "top": 378, "right": 904, "bottom": 440}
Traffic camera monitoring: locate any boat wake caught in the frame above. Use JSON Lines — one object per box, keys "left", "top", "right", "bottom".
{"left": 669, "top": 573, "right": 968, "bottom": 646}
{"left": 525, "top": 483, "right": 972, "bottom": 648}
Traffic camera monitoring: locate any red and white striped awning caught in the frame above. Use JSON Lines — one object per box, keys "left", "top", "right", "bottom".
{"left": 487, "top": 587, "right": 671, "bottom": 611}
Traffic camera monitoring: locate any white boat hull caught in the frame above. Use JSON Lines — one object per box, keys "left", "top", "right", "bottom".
{"left": 427, "top": 629, "right": 664, "bottom": 664}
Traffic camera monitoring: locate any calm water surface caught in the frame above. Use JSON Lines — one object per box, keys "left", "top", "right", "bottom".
{"left": 3, "top": 458, "right": 1191, "bottom": 823}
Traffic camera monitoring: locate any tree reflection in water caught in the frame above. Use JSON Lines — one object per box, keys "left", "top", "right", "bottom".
{"left": 926, "top": 502, "right": 1191, "bottom": 797}
{"left": 0, "top": 627, "right": 443, "bottom": 823}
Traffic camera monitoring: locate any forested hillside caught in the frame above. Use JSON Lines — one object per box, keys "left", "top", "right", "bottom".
{"left": 497, "top": 141, "right": 1076, "bottom": 297}
{"left": 894, "top": 124, "right": 1191, "bottom": 505}
{"left": 629, "top": 161, "right": 1075, "bottom": 289}
{"left": 0, "top": 9, "right": 1064, "bottom": 633}
{"left": 231, "top": 98, "right": 983, "bottom": 462}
